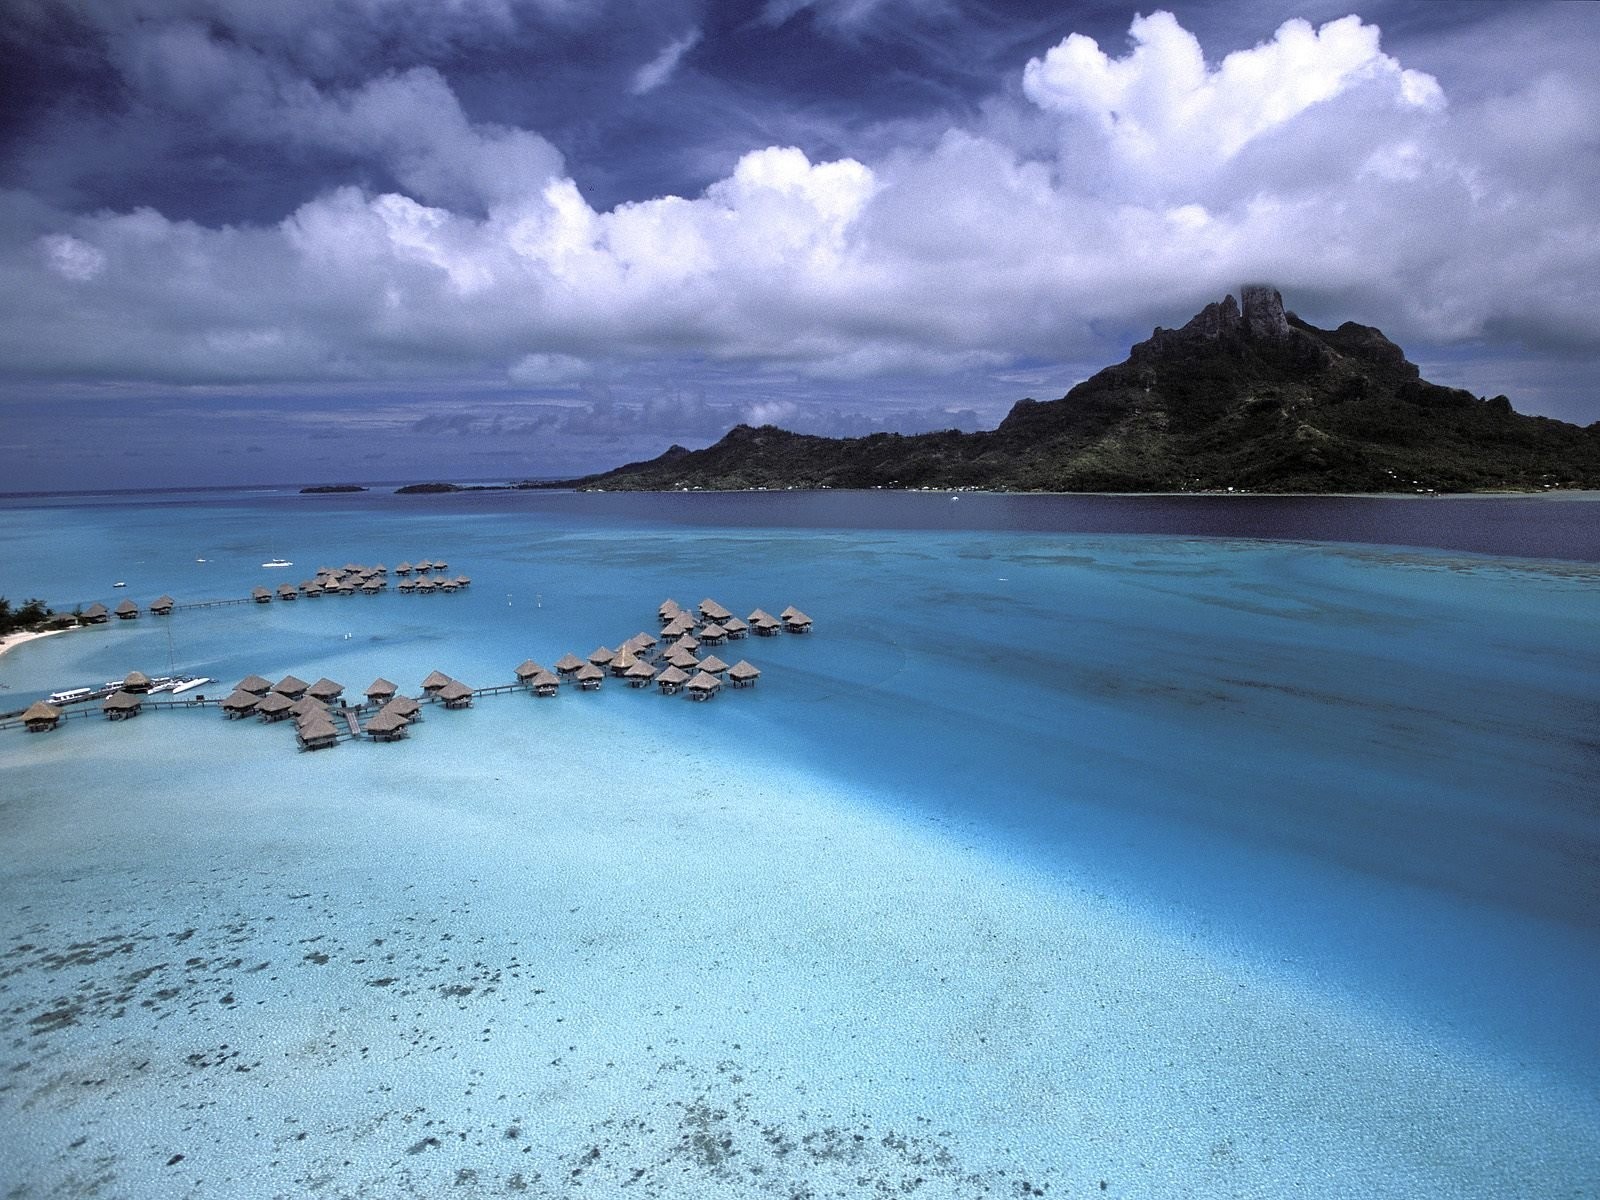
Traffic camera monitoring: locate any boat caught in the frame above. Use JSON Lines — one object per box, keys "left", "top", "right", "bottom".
{"left": 171, "top": 677, "right": 212, "bottom": 694}
{"left": 262, "top": 558, "right": 293, "bottom": 568}
{"left": 113, "top": 581, "right": 126, "bottom": 587}
{"left": 48, "top": 687, "right": 93, "bottom": 705}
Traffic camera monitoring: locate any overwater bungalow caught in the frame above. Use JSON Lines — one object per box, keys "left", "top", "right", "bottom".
{"left": 783, "top": 609, "right": 813, "bottom": 633}
{"left": 728, "top": 660, "right": 761, "bottom": 687}
{"left": 453, "top": 575, "right": 471, "bottom": 588}
{"left": 82, "top": 602, "right": 110, "bottom": 624}
{"left": 575, "top": 663, "right": 604, "bottom": 690}
{"left": 438, "top": 680, "right": 474, "bottom": 709}
{"left": 699, "top": 598, "right": 733, "bottom": 622}
{"left": 415, "top": 578, "right": 437, "bottom": 593}
{"left": 277, "top": 584, "right": 297, "bottom": 600}
{"left": 384, "top": 695, "right": 422, "bottom": 719}
{"left": 414, "top": 559, "right": 433, "bottom": 573}
{"left": 304, "top": 583, "right": 324, "bottom": 597}
{"left": 722, "top": 617, "right": 749, "bottom": 639}
{"left": 373, "top": 563, "right": 387, "bottom": 574}
{"left": 397, "top": 578, "right": 417, "bottom": 592}
{"left": 290, "top": 696, "right": 329, "bottom": 720}
{"left": 779, "top": 605, "right": 802, "bottom": 621}
{"left": 255, "top": 692, "right": 294, "bottom": 721}
{"left": 236, "top": 673, "right": 272, "bottom": 694}
{"left": 151, "top": 595, "right": 175, "bottom": 615}
{"left": 396, "top": 561, "right": 413, "bottom": 575}
{"left": 296, "top": 712, "right": 340, "bottom": 750}
{"left": 530, "top": 670, "right": 561, "bottom": 697}
{"left": 365, "top": 678, "right": 398, "bottom": 705}
{"left": 748, "top": 607, "right": 775, "bottom": 624}
{"left": 658, "top": 599, "right": 682, "bottom": 623}
{"left": 666, "top": 650, "right": 700, "bottom": 672}
{"left": 554, "top": 653, "right": 584, "bottom": 678}
{"left": 433, "top": 559, "right": 449, "bottom": 571}
{"left": 699, "top": 654, "right": 731, "bottom": 677}
{"left": 588, "top": 646, "right": 616, "bottom": 668}
{"left": 515, "top": 660, "right": 543, "bottom": 684}
{"left": 686, "top": 671, "right": 722, "bottom": 701}
{"left": 365, "top": 710, "right": 409, "bottom": 742}
{"left": 699, "top": 623, "right": 728, "bottom": 645}
{"left": 103, "top": 691, "right": 143, "bottom": 719}
{"left": 630, "top": 631, "right": 658, "bottom": 653}
{"left": 252, "top": 586, "right": 271, "bottom": 603}
{"left": 220, "top": 689, "right": 259, "bottom": 718}
{"left": 668, "top": 634, "right": 700, "bottom": 653}
{"left": 625, "top": 661, "right": 657, "bottom": 688}
{"left": 122, "top": 670, "right": 152, "bottom": 693}
{"left": 308, "top": 677, "right": 344, "bottom": 703}
{"left": 337, "top": 580, "right": 360, "bottom": 595}
{"left": 421, "top": 670, "right": 453, "bottom": 696}
{"left": 272, "top": 675, "right": 309, "bottom": 699}
{"left": 342, "top": 562, "right": 361, "bottom": 574}
{"left": 361, "top": 580, "right": 382, "bottom": 595}
{"left": 23, "top": 701, "right": 62, "bottom": 732}
{"left": 656, "top": 665, "right": 689, "bottom": 695}
{"left": 662, "top": 614, "right": 695, "bottom": 638}
{"left": 115, "top": 599, "right": 139, "bottom": 619}
{"left": 610, "top": 649, "right": 638, "bottom": 676}
{"left": 751, "top": 613, "right": 782, "bottom": 637}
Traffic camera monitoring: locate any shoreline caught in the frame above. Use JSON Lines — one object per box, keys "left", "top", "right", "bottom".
{"left": 0, "top": 626, "right": 74, "bottom": 661}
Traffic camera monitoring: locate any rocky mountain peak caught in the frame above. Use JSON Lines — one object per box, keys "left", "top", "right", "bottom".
{"left": 1240, "top": 284, "right": 1290, "bottom": 339}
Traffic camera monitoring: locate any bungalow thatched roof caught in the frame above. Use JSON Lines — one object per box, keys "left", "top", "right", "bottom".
{"left": 780, "top": 605, "right": 801, "bottom": 620}
{"left": 555, "top": 653, "right": 584, "bottom": 672}
{"left": 115, "top": 599, "right": 138, "bottom": 615}
{"left": 421, "top": 670, "right": 452, "bottom": 691}
{"left": 384, "top": 696, "right": 421, "bottom": 717}
{"left": 699, "top": 598, "right": 732, "bottom": 620}
{"left": 625, "top": 661, "right": 657, "bottom": 680}
{"left": 102, "top": 690, "right": 142, "bottom": 711}
{"left": 255, "top": 692, "right": 293, "bottom": 714}
{"left": 700, "top": 623, "right": 727, "bottom": 639}
{"left": 220, "top": 689, "right": 259, "bottom": 711}
{"left": 237, "top": 673, "right": 273, "bottom": 693}
{"left": 530, "top": 670, "right": 561, "bottom": 689}
{"left": 438, "top": 680, "right": 473, "bottom": 702}
{"left": 23, "top": 701, "right": 62, "bottom": 722}
{"left": 515, "top": 659, "right": 542, "bottom": 680}
{"left": 659, "top": 598, "right": 682, "bottom": 617}
{"left": 783, "top": 609, "right": 812, "bottom": 626}
{"left": 668, "top": 635, "right": 699, "bottom": 652}
{"left": 365, "top": 710, "right": 408, "bottom": 735}
{"left": 297, "top": 713, "right": 339, "bottom": 741}
{"left": 588, "top": 646, "right": 615, "bottom": 665}
{"left": 153, "top": 595, "right": 175, "bottom": 609}
{"left": 663, "top": 615, "right": 694, "bottom": 636}
{"left": 122, "top": 669, "right": 151, "bottom": 689}
{"left": 84, "top": 602, "right": 109, "bottom": 618}
{"left": 308, "top": 677, "right": 344, "bottom": 700}
{"left": 656, "top": 665, "right": 690, "bottom": 686}
{"left": 699, "top": 655, "right": 730, "bottom": 674}
{"left": 574, "top": 664, "right": 604, "bottom": 682}
{"left": 723, "top": 617, "right": 748, "bottom": 633}
{"left": 611, "top": 649, "right": 638, "bottom": 671}
{"left": 273, "top": 674, "right": 309, "bottom": 696}
{"left": 687, "top": 670, "right": 722, "bottom": 693}
{"left": 252, "top": 586, "right": 271, "bottom": 599}
{"left": 290, "top": 695, "right": 329, "bottom": 719}
{"left": 396, "top": 560, "right": 412, "bottom": 572}
{"left": 748, "top": 608, "right": 775, "bottom": 623}
{"left": 728, "top": 660, "right": 760, "bottom": 682}
{"left": 366, "top": 677, "right": 398, "bottom": 698}
{"left": 666, "top": 650, "right": 700, "bottom": 670}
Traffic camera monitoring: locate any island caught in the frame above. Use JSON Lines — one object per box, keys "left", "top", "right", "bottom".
{"left": 566, "top": 287, "right": 1600, "bottom": 495}
{"left": 299, "top": 484, "right": 369, "bottom": 494}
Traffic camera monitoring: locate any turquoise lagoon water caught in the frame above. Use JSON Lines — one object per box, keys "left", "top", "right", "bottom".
{"left": 1, "top": 489, "right": 1598, "bottom": 1198}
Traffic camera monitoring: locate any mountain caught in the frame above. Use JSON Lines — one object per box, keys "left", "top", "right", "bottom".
{"left": 572, "top": 287, "right": 1600, "bottom": 493}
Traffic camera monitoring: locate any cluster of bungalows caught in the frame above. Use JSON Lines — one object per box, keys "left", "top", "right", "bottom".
{"left": 511, "top": 596, "right": 807, "bottom": 704}
{"left": 216, "top": 671, "right": 437, "bottom": 749}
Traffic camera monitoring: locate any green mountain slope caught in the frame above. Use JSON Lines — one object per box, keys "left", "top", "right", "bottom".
{"left": 574, "top": 287, "right": 1600, "bottom": 493}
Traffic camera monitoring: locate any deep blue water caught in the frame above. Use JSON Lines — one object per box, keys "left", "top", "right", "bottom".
{"left": 1, "top": 489, "right": 1597, "bottom": 1198}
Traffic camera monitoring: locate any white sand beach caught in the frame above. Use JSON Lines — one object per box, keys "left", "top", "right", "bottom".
{"left": 0, "top": 626, "right": 74, "bottom": 660}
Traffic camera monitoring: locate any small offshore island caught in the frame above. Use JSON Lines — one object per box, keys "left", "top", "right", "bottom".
{"left": 549, "top": 288, "right": 1600, "bottom": 497}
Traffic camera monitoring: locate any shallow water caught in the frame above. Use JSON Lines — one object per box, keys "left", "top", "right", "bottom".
{"left": 2, "top": 491, "right": 1598, "bottom": 1198}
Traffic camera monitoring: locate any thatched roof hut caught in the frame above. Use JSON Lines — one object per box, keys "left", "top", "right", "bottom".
{"left": 662, "top": 614, "right": 695, "bottom": 638}
{"left": 610, "top": 648, "right": 638, "bottom": 676}
{"left": 276, "top": 584, "right": 297, "bottom": 600}
{"left": 630, "top": 630, "right": 658, "bottom": 652}
{"left": 659, "top": 598, "right": 682, "bottom": 621}
{"left": 384, "top": 695, "right": 421, "bottom": 718}
{"left": 290, "top": 695, "right": 329, "bottom": 720}
{"left": 252, "top": 586, "right": 271, "bottom": 603}
{"left": 625, "top": 661, "right": 657, "bottom": 687}
{"left": 454, "top": 574, "right": 471, "bottom": 587}
{"left": 23, "top": 701, "right": 62, "bottom": 731}
{"left": 365, "top": 709, "right": 409, "bottom": 741}
{"left": 397, "top": 578, "right": 416, "bottom": 592}
{"left": 414, "top": 559, "right": 433, "bottom": 572}
{"left": 255, "top": 692, "right": 293, "bottom": 721}
{"left": 237, "top": 673, "right": 273, "bottom": 694}
{"left": 82, "top": 602, "right": 110, "bottom": 623}
{"left": 699, "top": 598, "right": 732, "bottom": 622}
{"left": 366, "top": 677, "right": 398, "bottom": 702}
{"left": 656, "top": 665, "right": 689, "bottom": 694}
{"left": 748, "top": 607, "right": 775, "bottom": 624}
{"left": 220, "top": 689, "right": 259, "bottom": 717}
{"left": 728, "top": 660, "right": 761, "bottom": 687}
{"left": 396, "top": 561, "right": 413, "bottom": 575}
{"left": 433, "top": 559, "right": 449, "bottom": 571}
{"left": 122, "top": 669, "right": 152, "bottom": 693}
{"left": 438, "top": 680, "right": 474, "bottom": 708}
{"left": 151, "top": 595, "right": 175, "bottom": 615}
{"left": 305, "top": 583, "right": 324, "bottom": 597}
{"left": 554, "top": 653, "right": 584, "bottom": 676}
{"left": 722, "top": 617, "right": 748, "bottom": 638}
{"left": 668, "top": 634, "right": 700, "bottom": 653}
{"left": 296, "top": 712, "right": 340, "bottom": 750}
{"left": 515, "top": 659, "right": 543, "bottom": 682}
{"left": 686, "top": 670, "right": 722, "bottom": 700}
{"left": 699, "top": 622, "right": 727, "bottom": 644}
{"left": 588, "top": 645, "right": 616, "bottom": 667}
{"left": 439, "top": 578, "right": 459, "bottom": 592}
{"left": 361, "top": 580, "right": 381, "bottom": 594}
{"left": 272, "top": 674, "right": 309, "bottom": 698}
{"left": 421, "top": 670, "right": 452, "bottom": 695}
{"left": 699, "top": 654, "right": 730, "bottom": 676}
{"left": 415, "top": 578, "right": 436, "bottom": 592}
{"left": 103, "top": 690, "right": 143, "bottom": 719}
{"left": 779, "top": 605, "right": 802, "bottom": 620}
{"left": 115, "top": 599, "right": 139, "bottom": 619}
{"left": 575, "top": 663, "right": 604, "bottom": 690}
{"left": 531, "top": 670, "right": 561, "bottom": 696}
{"left": 666, "top": 650, "right": 700, "bottom": 672}
{"left": 751, "top": 613, "right": 782, "bottom": 636}
{"left": 782, "top": 608, "right": 813, "bottom": 632}
{"left": 308, "top": 677, "right": 344, "bottom": 702}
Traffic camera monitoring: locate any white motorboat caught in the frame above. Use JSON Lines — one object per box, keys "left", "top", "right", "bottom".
{"left": 262, "top": 558, "right": 293, "bottom": 568}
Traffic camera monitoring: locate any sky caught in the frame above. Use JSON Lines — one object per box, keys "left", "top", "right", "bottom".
{"left": 1, "top": 0, "right": 1597, "bottom": 489}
